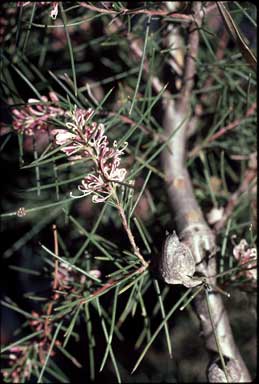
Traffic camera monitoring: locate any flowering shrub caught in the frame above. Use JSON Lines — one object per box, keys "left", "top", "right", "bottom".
{"left": 12, "top": 94, "right": 128, "bottom": 203}
{"left": 1, "top": 2, "right": 256, "bottom": 382}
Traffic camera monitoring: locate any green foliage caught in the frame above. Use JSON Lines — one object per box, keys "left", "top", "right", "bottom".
{"left": 0, "top": 2, "right": 256, "bottom": 382}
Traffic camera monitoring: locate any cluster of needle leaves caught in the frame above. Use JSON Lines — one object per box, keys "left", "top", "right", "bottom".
{"left": 0, "top": 2, "right": 257, "bottom": 382}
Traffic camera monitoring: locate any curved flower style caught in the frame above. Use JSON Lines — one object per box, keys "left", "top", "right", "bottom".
{"left": 99, "top": 141, "right": 128, "bottom": 181}
{"left": 79, "top": 174, "right": 111, "bottom": 203}
{"left": 52, "top": 108, "right": 97, "bottom": 159}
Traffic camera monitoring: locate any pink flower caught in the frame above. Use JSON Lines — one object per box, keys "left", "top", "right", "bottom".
{"left": 13, "top": 97, "right": 128, "bottom": 204}
{"left": 12, "top": 92, "right": 65, "bottom": 136}
{"left": 73, "top": 126, "right": 128, "bottom": 203}
{"left": 66, "top": 107, "right": 94, "bottom": 132}
{"left": 52, "top": 107, "right": 96, "bottom": 159}
{"left": 77, "top": 145, "right": 127, "bottom": 202}
{"left": 79, "top": 173, "right": 112, "bottom": 202}
{"left": 233, "top": 239, "right": 257, "bottom": 282}
{"left": 99, "top": 141, "right": 127, "bottom": 182}
{"left": 54, "top": 130, "right": 77, "bottom": 146}
{"left": 88, "top": 123, "right": 109, "bottom": 154}
{"left": 52, "top": 129, "right": 83, "bottom": 158}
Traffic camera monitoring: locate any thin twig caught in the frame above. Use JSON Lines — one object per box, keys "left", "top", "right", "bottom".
{"left": 79, "top": 2, "right": 193, "bottom": 21}
{"left": 80, "top": 265, "right": 147, "bottom": 305}
{"left": 189, "top": 102, "right": 256, "bottom": 158}
{"left": 114, "top": 193, "right": 149, "bottom": 269}
{"left": 52, "top": 224, "right": 59, "bottom": 290}
{"left": 110, "top": 17, "right": 169, "bottom": 97}
{"left": 207, "top": 102, "right": 256, "bottom": 142}
{"left": 106, "top": 112, "right": 164, "bottom": 142}
{"left": 44, "top": 224, "right": 59, "bottom": 337}
{"left": 215, "top": 162, "right": 257, "bottom": 232}
{"left": 186, "top": 28, "right": 230, "bottom": 138}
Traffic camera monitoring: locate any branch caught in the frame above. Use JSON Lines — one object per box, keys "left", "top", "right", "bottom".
{"left": 161, "top": 2, "right": 251, "bottom": 381}
{"left": 214, "top": 154, "right": 257, "bottom": 232}
{"left": 190, "top": 102, "right": 257, "bottom": 158}
{"left": 114, "top": 193, "right": 149, "bottom": 269}
{"left": 79, "top": 2, "right": 194, "bottom": 21}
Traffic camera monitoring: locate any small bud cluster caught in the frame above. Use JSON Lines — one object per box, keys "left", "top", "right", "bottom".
{"left": 12, "top": 92, "right": 64, "bottom": 136}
